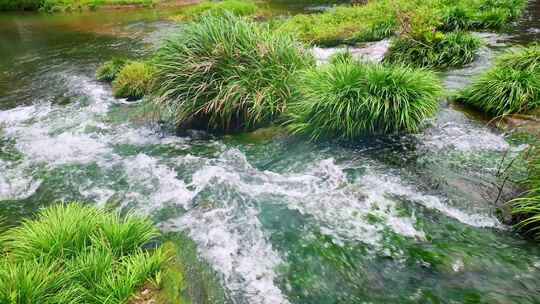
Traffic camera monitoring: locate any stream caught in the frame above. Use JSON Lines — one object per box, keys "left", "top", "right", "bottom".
{"left": 1, "top": 2, "right": 540, "bottom": 303}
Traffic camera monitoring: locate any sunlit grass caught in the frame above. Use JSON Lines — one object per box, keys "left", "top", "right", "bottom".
{"left": 0, "top": 203, "right": 167, "bottom": 303}
{"left": 112, "top": 61, "right": 156, "bottom": 100}
{"left": 276, "top": 0, "right": 527, "bottom": 47}
{"left": 153, "top": 14, "right": 314, "bottom": 132}
{"left": 384, "top": 31, "right": 483, "bottom": 68}
{"left": 456, "top": 44, "right": 540, "bottom": 115}
{"left": 287, "top": 60, "right": 442, "bottom": 140}
{"left": 173, "top": 0, "right": 258, "bottom": 21}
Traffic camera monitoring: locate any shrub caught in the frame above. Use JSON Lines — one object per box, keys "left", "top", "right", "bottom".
{"left": 287, "top": 61, "right": 442, "bottom": 140}
{"left": 153, "top": 14, "right": 314, "bottom": 131}
{"left": 456, "top": 45, "right": 540, "bottom": 115}
{"left": 0, "top": 203, "right": 166, "bottom": 303}
{"left": 96, "top": 58, "right": 128, "bottom": 82}
{"left": 112, "top": 61, "right": 156, "bottom": 100}
{"left": 384, "top": 31, "right": 483, "bottom": 69}
{"left": 173, "top": 0, "right": 257, "bottom": 21}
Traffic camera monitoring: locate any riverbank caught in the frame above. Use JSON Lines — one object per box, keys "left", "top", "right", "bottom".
{"left": 0, "top": 0, "right": 199, "bottom": 12}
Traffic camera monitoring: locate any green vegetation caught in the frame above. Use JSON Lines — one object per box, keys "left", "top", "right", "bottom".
{"left": 96, "top": 58, "right": 128, "bottom": 82}
{"left": 276, "top": 0, "right": 398, "bottom": 46}
{"left": 287, "top": 60, "right": 442, "bottom": 140}
{"left": 276, "top": 0, "right": 527, "bottom": 47}
{"left": 437, "top": 0, "right": 528, "bottom": 31}
{"left": 112, "top": 61, "right": 156, "bottom": 100}
{"left": 153, "top": 14, "right": 314, "bottom": 131}
{"left": 456, "top": 45, "right": 540, "bottom": 115}
{"left": 385, "top": 31, "right": 483, "bottom": 68}
{"left": 173, "top": 0, "right": 258, "bottom": 21}
{"left": 0, "top": 203, "right": 167, "bottom": 303}
{"left": 0, "top": 0, "right": 156, "bottom": 12}
{"left": 510, "top": 141, "right": 540, "bottom": 240}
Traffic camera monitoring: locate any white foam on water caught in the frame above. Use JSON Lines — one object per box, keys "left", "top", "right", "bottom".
{"left": 420, "top": 122, "right": 510, "bottom": 152}
{"left": 312, "top": 39, "right": 390, "bottom": 65}
{"left": 122, "top": 153, "right": 193, "bottom": 212}
{"left": 0, "top": 160, "right": 41, "bottom": 200}
{"left": 359, "top": 173, "right": 502, "bottom": 228}
{"left": 173, "top": 205, "right": 290, "bottom": 304}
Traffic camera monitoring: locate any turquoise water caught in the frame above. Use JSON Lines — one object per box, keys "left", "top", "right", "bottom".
{"left": 1, "top": 2, "right": 540, "bottom": 303}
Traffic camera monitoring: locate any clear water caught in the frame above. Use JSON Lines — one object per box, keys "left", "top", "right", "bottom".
{"left": 1, "top": 2, "right": 540, "bottom": 304}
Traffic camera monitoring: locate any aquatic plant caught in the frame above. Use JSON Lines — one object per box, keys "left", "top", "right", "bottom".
{"left": 95, "top": 58, "right": 128, "bottom": 82}
{"left": 510, "top": 141, "right": 540, "bottom": 240}
{"left": 456, "top": 45, "right": 540, "bottom": 115}
{"left": 385, "top": 31, "right": 482, "bottom": 68}
{"left": 173, "top": 0, "right": 257, "bottom": 21}
{"left": 112, "top": 61, "right": 156, "bottom": 100}
{"left": 287, "top": 61, "right": 442, "bottom": 140}
{"left": 0, "top": 203, "right": 167, "bottom": 303}
{"left": 153, "top": 14, "right": 314, "bottom": 131}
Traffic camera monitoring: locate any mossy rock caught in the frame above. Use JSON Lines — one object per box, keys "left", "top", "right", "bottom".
{"left": 112, "top": 61, "right": 156, "bottom": 100}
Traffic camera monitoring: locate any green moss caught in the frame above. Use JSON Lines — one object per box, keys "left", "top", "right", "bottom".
{"left": 287, "top": 61, "right": 442, "bottom": 140}
{"left": 0, "top": 203, "right": 167, "bottom": 303}
{"left": 173, "top": 0, "right": 258, "bottom": 21}
{"left": 385, "top": 31, "right": 483, "bottom": 69}
{"left": 153, "top": 14, "right": 314, "bottom": 132}
{"left": 456, "top": 45, "right": 540, "bottom": 115}
{"left": 96, "top": 58, "right": 128, "bottom": 82}
{"left": 112, "top": 61, "right": 156, "bottom": 100}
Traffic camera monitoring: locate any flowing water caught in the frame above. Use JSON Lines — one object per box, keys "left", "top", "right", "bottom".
{"left": 1, "top": 2, "right": 540, "bottom": 303}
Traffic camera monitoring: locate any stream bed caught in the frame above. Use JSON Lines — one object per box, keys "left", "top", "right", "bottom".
{"left": 1, "top": 2, "right": 540, "bottom": 303}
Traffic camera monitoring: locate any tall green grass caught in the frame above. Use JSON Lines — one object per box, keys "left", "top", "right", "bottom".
{"left": 385, "top": 31, "right": 483, "bottom": 68}
{"left": 456, "top": 45, "right": 540, "bottom": 115}
{"left": 173, "top": 0, "right": 258, "bottom": 21}
{"left": 510, "top": 141, "right": 540, "bottom": 240}
{"left": 153, "top": 14, "right": 314, "bottom": 131}
{"left": 287, "top": 60, "right": 442, "bottom": 140}
{"left": 0, "top": 203, "right": 167, "bottom": 303}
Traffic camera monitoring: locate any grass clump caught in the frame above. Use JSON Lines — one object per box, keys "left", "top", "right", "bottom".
{"left": 385, "top": 31, "right": 483, "bottom": 69}
{"left": 287, "top": 60, "right": 442, "bottom": 140}
{"left": 96, "top": 58, "right": 128, "bottom": 82}
{"left": 0, "top": 203, "right": 168, "bottom": 303}
{"left": 173, "top": 0, "right": 257, "bottom": 21}
{"left": 112, "top": 61, "right": 156, "bottom": 100}
{"left": 153, "top": 14, "right": 314, "bottom": 131}
{"left": 277, "top": 0, "right": 398, "bottom": 46}
{"left": 437, "top": 0, "right": 528, "bottom": 31}
{"left": 509, "top": 141, "right": 540, "bottom": 240}
{"left": 456, "top": 45, "right": 540, "bottom": 115}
